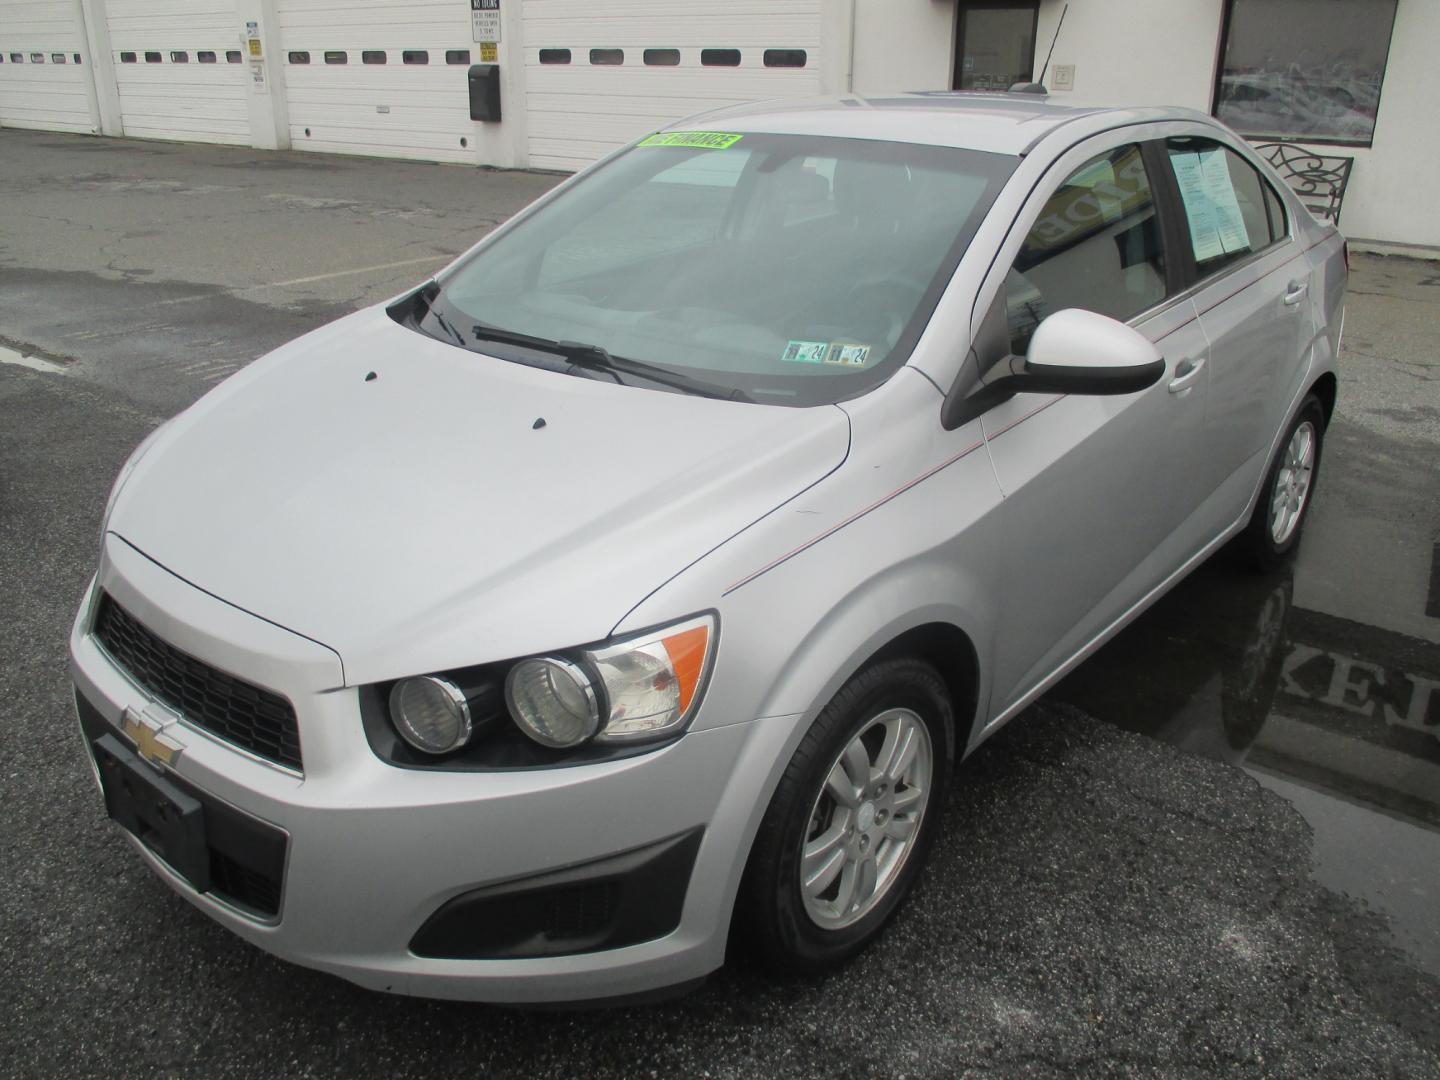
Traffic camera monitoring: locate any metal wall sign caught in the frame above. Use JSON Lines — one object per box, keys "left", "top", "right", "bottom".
{"left": 472, "top": 0, "right": 500, "bottom": 43}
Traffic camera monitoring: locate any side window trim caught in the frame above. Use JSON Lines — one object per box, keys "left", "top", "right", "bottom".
{"left": 1140, "top": 139, "right": 1192, "bottom": 296}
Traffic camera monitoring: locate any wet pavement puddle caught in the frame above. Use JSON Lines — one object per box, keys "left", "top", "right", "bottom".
{"left": 1051, "top": 556, "right": 1440, "bottom": 979}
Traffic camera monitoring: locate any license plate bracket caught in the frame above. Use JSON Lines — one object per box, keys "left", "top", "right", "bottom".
{"left": 93, "top": 733, "right": 211, "bottom": 892}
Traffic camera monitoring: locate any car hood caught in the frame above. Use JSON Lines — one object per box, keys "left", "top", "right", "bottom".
{"left": 108, "top": 308, "right": 850, "bottom": 684}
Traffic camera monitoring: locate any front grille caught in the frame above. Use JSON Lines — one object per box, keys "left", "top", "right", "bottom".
{"left": 93, "top": 593, "right": 303, "bottom": 771}
{"left": 76, "top": 691, "right": 289, "bottom": 920}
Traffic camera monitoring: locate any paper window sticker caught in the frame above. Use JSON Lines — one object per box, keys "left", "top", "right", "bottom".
{"left": 1198, "top": 150, "right": 1251, "bottom": 256}
{"left": 1170, "top": 152, "right": 1225, "bottom": 263}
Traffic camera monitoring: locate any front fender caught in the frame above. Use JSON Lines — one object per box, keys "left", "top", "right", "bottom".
{"left": 617, "top": 376, "right": 1005, "bottom": 752}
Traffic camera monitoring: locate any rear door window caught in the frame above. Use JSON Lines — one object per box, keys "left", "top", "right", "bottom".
{"left": 1163, "top": 137, "right": 1283, "bottom": 278}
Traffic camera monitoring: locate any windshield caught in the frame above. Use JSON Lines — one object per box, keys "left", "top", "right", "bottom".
{"left": 420, "top": 132, "right": 1017, "bottom": 406}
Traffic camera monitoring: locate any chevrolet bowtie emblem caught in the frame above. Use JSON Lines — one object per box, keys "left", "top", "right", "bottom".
{"left": 121, "top": 703, "right": 185, "bottom": 769}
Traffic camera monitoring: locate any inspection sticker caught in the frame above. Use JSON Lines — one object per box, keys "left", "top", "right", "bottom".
{"left": 824, "top": 342, "right": 871, "bottom": 367}
{"left": 782, "top": 340, "right": 830, "bottom": 364}
{"left": 638, "top": 131, "right": 744, "bottom": 150}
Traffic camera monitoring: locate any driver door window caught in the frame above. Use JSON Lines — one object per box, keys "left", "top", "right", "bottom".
{"left": 1005, "top": 144, "right": 1168, "bottom": 354}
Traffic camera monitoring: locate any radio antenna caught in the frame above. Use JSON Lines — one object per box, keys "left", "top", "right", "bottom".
{"left": 1038, "top": 3, "right": 1067, "bottom": 85}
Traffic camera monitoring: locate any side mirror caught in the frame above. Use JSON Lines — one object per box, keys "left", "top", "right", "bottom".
{"left": 1023, "top": 308, "right": 1166, "bottom": 394}
{"left": 943, "top": 308, "right": 1165, "bottom": 429}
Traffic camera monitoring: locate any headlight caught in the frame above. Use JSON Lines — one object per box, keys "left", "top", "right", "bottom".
{"left": 389, "top": 675, "right": 473, "bottom": 754}
{"left": 587, "top": 614, "right": 714, "bottom": 742}
{"left": 504, "top": 613, "right": 716, "bottom": 750}
{"left": 505, "top": 657, "right": 601, "bottom": 748}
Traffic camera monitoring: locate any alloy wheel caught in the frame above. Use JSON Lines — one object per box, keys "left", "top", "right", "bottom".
{"left": 1269, "top": 420, "right": 1316, "bottom": 545}
{"left": 799, "top": 707, "right": 934, "bottom": 930}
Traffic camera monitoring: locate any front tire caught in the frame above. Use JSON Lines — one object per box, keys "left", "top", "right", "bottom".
{"left": 1241, "top": 394, "right": 1325, "bottom": 572}
{"left": 736, "top": 658, "right": 953, "bottom": 974}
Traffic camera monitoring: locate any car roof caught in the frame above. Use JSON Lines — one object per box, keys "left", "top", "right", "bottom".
{"left": 682, "top": 93, "right": 1215, "bottom": 156}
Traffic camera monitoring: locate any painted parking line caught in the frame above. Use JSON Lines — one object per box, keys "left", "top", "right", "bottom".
{"left": 0, "top": 344, "right": 67, "bottom": 374}
{"left": 248, "top": 255, "right": 452, "bottom": 290}
{"left": 142, "top": 255, "right": 453, "bottom": 309}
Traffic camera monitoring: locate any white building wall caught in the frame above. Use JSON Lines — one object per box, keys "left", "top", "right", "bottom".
{"left": 1326, "top": 0, "right": 1440, "bottom": 250}
{"left": 1034, "top": 0, "right": 1223, "bottom": 111}
{"left": 849, "top": 0, "right": 953, "bottom": 95}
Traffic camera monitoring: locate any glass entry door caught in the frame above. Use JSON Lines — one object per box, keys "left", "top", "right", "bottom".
{"left": 953, "top": 2, "right": 1039, "bottom": 91}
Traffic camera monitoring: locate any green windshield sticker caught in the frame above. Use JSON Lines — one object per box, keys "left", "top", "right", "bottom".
{"left": 826, "top": 342, "right": 871, "bottom": 368}
{"left": 638, "top": 131, "right": 744, "bottom": 150}
{"left": 782, "top": 340, "right": 830, "bottom": 364}
{"left": 783, "top": 340, "right": 873, "bottom": 367}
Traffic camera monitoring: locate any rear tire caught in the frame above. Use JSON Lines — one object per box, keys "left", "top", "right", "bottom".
{"left": 1241, "top": 394, "right": 1325, "bottom": 572}
{"left": 736, "top": 658, "right": 952, "bottom": 974}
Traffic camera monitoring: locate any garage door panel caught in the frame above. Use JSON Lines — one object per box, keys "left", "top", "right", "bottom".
{"left": 0, "top": 81, "right": 93, "bottom": 131}
{"left": 1, "top": 0, "right": 85, "bottom": 41}
{"left": 297, "top": 131, "right": 474, "bottom": 164}
{"left": 278, "top": 0, "right": 474, "bottom": 163}
{"left": 0, "top": 0, "right": 94, "bottom": 132}
{"left": 525, "top": 70, "right": 821, "bottom": 100}
{"left": 526, "top": 0, "right": 819, "bottom": 20}
{"left": 523, "top": 0, "right": 821, "bottom": 172}
{"left": 104, "top": 0, "right": 248, "bottom": 145}
{"left": 521, "top": 21, "right": 821, "bottom": 46}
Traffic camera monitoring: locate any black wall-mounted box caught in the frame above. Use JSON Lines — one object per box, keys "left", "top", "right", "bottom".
{"left": 468, "top": 63, "right": 501, "bottom": 122}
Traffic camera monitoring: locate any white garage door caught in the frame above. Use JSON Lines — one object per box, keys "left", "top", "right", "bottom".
{"left": 279, "top": 0, "right": 477, "bottom": 164}
{"left": 522, "top": 0, "right": 822, "bottom": 171}
{"left": 105, "top": 0, "right": 249, "bottom": 145}
{"left": 0, "top": 0, "right": 95, "bottom": 133}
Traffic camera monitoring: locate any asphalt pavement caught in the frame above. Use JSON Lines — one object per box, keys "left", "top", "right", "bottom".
{"left": 1, "top": 127, "right": 1437, "bottom": 1079}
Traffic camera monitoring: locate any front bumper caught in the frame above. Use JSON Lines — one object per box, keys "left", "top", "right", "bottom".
{"left": 70, "top": 536, "right": 797, "bottom": 1003}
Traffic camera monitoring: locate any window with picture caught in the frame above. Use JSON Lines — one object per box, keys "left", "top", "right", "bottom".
{"left": 1213, "top": 0, "right": 1398, "bottom": 146}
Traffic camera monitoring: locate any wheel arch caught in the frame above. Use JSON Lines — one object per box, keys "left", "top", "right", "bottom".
{"left": 1309, "top": 370, "right": 1338, "bottom": 427}
{"left": 856, "top": 622, "right": 982, "bottom": 765}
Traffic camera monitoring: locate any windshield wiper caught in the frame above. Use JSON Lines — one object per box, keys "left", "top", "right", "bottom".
{"left": 412, "top": 281, "right": 466, "bottom": 346}
{"left": 470, "top": 321, "right": 752, "bottom": 403}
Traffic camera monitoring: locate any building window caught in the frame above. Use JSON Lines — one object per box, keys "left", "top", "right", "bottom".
{"left": 169, "top": 51, "right": 188, "bottom": 63}
{"left": 226, "top": 50, "right": 241, "bottom": 63}
{"left": 763, "top": 49, "right": 806, "bottom": 68}
{"left": 589, "top": 48, "right": 623, "bottom": 65}
{"left": 538, "top": 48, "right": 570, "bottom": 64}
{"left": 445, "top": 49, "right": 470, "bottom": 64}
{"left": 289, "top": 51, "right": 310, "bottom": 64}
{"left": 1213, "top": 0, "right": 1398, "bottom": 147}
{"left": 700, "top": 48, "right": 740, "bottom": 67}
{"left": 953, "top": 2, "right": 1038, "bottom": 91}
{"left": 197, "top": 51, "right": 216, "bottom": 63}
{"left": 119, "top": 52, "right": 136, "bottom": 63}
{"left": 324, "top": 50, "right": 347, "bottom": 64}
{"left": 643, "top": 48, "right": 680, "bottom": 66}
{"left": 144, "top": 51, "right": 161, "bottom": 63}
{"left": 52, "top": 52, "right": 67, "bottom": 63}
{"left": 402, "top": 50, "right": 428, "bottom": 64}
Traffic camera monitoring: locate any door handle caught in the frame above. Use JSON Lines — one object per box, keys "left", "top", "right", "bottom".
{"left": 1168, "top": 355, "right": 1205, "bottom": 393}
{"left": 1283, "top": 279, "right": 1309, "bottom": 306}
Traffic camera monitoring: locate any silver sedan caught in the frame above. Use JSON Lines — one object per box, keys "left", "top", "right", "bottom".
{"left": 70, "top": 94, "right": 1346, "bottom": 1004}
